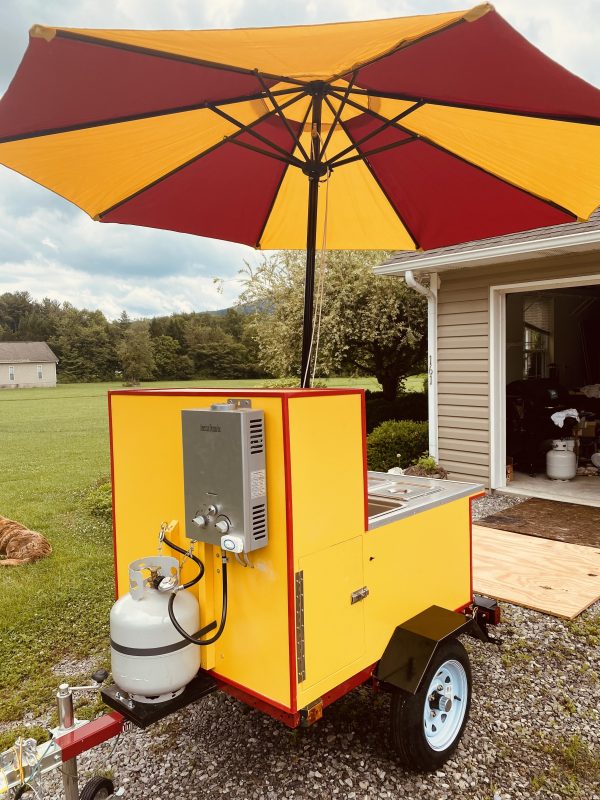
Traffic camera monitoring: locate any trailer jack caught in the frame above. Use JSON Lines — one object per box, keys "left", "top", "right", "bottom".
{"left": 0, "top": 672, "right": 125, "bottom": 800}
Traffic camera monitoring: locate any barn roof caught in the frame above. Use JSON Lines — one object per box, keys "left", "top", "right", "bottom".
{"left": 0, "top": 341, "right": 59, "bottom": 363}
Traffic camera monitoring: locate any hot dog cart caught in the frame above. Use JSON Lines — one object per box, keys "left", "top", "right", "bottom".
{"left": 101, "top": 387, "right": 496, "bottom": 769}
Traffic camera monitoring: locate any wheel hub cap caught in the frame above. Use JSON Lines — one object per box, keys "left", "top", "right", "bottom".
{"left": 423, "top": 659, "right": 468, "bottom": 752}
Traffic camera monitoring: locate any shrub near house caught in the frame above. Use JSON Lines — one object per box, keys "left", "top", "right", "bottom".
{"left": 367, "top": 419, "right": 429, "bottom": 472}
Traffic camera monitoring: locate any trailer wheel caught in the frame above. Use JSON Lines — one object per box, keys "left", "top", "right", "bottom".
{"left": 390, "top": 638, "right": 471, "bottom": 772}
{"left": 79, "top": 777, "right": 115, "bottom": 800}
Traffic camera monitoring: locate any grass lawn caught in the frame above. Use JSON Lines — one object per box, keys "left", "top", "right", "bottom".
{"left": 0, "top": 375, "right": 424, "bottom": 736}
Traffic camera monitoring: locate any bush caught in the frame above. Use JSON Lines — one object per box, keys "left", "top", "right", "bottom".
{"left": 86, "top": 480, "right": 113, "bottom": 521}
{"left": 367, "top": 420, "right": 429, "bottom": 472}
{"left": 259, "top": 377, "right": 328, "bottom": 389}
{"left": 404, "top": 454, "right": 448, "bottom": 479}
{"left": 365, "top": 391, "right": 428, "bottom": 433}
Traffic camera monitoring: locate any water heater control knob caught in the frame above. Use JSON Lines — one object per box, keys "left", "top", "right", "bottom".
{"left": 215, "top": 518, "right": 230, "bottom": 535}
{"left": 192, "top": 515, "right": 208, "bottom": 528}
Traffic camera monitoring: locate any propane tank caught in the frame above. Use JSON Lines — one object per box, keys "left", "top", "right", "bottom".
{"left": 110, "top": 555, "right": 200, "bottom": 703}
{"left": 546, "top": 440, "right": 577, "bottom": 481}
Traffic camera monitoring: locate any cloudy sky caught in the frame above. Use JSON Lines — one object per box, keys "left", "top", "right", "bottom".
{"left": 1, "top": 1, "right": 599, "bottom": 319}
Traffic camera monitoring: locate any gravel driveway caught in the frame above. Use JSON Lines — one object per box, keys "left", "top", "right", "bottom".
{"left": 43, "top": 494, "right": 599, "bottom": 800}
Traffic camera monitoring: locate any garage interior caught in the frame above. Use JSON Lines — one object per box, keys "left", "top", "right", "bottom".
{"left": 504, "top": 283, "right": 600, "bottom": 505}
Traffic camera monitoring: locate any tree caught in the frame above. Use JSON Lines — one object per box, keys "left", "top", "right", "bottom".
{"left": 152, "top": 334, "right": 194, "bottom": 380}
{"left": 56, "top": 306, "right": 118, "bottom": 382}
{"left": 0, "top": 291, "right": 34, "bottom": 337}
{"left": 117, "top": 322, "right": 155, "bottom": 384}
{"left": 183, "top": 317, "right": 253, "bottom": 378}
{"left": 240, "top": 251, "right": 427, "bottom": 400}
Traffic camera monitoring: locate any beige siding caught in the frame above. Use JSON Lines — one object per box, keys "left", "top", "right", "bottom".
{"left": 436, "top": 251, "right": 600, "bottom": 485}
{"left": 0, "top": 361, "right": 57, "bottom": 389}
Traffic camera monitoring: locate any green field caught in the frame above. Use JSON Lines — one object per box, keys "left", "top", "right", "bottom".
{"left": 0, "top": 376, "right": 423, "bottom": 735}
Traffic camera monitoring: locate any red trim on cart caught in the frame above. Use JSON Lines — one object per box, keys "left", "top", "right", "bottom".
{"left": 360, "top": 391, "right": 369, "bottom": 532}
{"left": 282, "top": 395, "right": 298, "bottom": 713}
{"left": 107, "top": 392, "right": 119, "bottom": 598}
{"left": 469, "top": 491, "right": 485, "bottom": 602}
{"left": 210, "top": 669, "right": 295, "bottom": 713}
{"left": 56, "top": 712, "right": 124, "bottom": 761}
{"left": 321, "top": 663, "right": 376, "bottom": 709}
{"left": 109, "top": 387, "right": 365, "bottom": 399}
{"left": 217, "top": 680, "right": 301, "bottom": 728}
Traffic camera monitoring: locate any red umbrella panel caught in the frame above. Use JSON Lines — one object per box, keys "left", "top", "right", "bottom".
{"left": 1, "top": 5, "right": 599, "bottom": 383}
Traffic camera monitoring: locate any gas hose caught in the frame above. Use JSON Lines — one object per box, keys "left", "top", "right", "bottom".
{"left": 163, "top": 535, "right": 228, "bottom": 646}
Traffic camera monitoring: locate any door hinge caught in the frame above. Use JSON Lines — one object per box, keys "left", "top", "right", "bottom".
{"left": 295, "top": 571, "right": 306, "bottom": 683}
{"left": 351, "top": 586, "right": 369, "bottom": 605}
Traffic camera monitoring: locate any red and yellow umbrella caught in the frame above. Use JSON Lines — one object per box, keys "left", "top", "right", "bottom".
{"left": 1, "top": 4, "right": 599, "bottom": 382}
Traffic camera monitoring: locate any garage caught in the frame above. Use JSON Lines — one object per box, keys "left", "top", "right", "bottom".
{"left": 505, "top": 283, "right": 600, "bottom": 502}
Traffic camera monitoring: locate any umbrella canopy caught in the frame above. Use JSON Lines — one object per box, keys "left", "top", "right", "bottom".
{"left": 1, "top": 4, "right": 600, "bottom": 384}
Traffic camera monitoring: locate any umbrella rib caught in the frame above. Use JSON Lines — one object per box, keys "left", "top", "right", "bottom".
{"left": 227, "top": 137, "right": 300, "bottom": 166}
{"left": 208, "top": 102, "right": 306, "bottom": 166}
{"left": 318, "top": 72, "right": 357, "bottom": 160}
{"left": 335, "top": 112, "right": 420, "bottom": 249}
{"left": 325, "top": 99, "right": 424, "bottom": 167}
{"left": 330, "top": 90, "right": 579, "bottom": 220}
{"left": 96, "top": 92, "right": 308, "bottom": 220}
{"left": 331, "top": 135, "right": 418, "bottom": 168}
{"left": 55, "top": 29, "right": 310, "bottom": 87}
{"left": 347, "top": 87, "right": 600, "bottom": 126}
{"left": 0, "top": 88, "right": 305, "bottom": 146}
{"left": 255, "top": 96, "right": 315, "bottom": 248}
{"left": 256, "top": 74, "right": 310, "bottom": 162}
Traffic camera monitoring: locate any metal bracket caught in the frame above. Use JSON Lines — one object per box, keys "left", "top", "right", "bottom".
{"left": 227, "top": 398, "right": 251, "bottom": 409}
{"left": 295, "top": 571, "right": 306, "bottom": 683}
{"left": 351, "top": 586, "right": 369, "bottom": 605}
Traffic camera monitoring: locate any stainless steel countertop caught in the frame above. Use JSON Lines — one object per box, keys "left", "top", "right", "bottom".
{"left": 367, "top": 471, "right": 484, "bottom": 530}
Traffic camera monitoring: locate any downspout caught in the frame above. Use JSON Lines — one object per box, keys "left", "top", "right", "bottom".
{"left": 404, "top": 270, "right": 439, "bottom": 460}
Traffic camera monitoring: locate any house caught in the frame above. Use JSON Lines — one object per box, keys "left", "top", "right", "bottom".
{"left": 0, "top": 342, "right": 59, "bottom": 388}
{"left": 376, "top": 209, "right": 600, "bottom": 506}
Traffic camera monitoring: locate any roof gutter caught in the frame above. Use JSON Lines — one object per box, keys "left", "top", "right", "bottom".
{"left": 404, "top": 270, "right": 438, "bottom": 461}
{"left": 375, "top": 227, "right": 600, "bottom": 276}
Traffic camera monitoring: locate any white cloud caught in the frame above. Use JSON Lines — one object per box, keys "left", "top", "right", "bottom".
{"left": 0, "top": 0, "right": 599, "bottom": 318}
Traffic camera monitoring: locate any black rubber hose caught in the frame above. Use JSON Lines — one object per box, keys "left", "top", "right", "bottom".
{"left": 162, "top": 535, "right": 204, "bottom": 588}
{"left": 167, "top": 557, "right": 228, "bottom": 646}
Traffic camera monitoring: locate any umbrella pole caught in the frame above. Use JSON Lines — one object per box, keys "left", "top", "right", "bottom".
{"left": 300, "top": 89, "right": 324, "bottom": 389}
{"left": 300, "top": 174, "right": 319, "bottom": 388}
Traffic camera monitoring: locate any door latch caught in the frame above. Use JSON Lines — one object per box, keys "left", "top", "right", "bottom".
{"left": 351, "top": 586, "right": 369, "bottom": 605}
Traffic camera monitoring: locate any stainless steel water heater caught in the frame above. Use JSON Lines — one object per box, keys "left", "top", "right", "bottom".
{"left": 181, "top": 399, "right": 268, "bottom": 553}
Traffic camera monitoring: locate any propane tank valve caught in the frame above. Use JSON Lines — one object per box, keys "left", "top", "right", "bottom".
{"left": 158, "top": 575, "right": 179, "bottom": 592}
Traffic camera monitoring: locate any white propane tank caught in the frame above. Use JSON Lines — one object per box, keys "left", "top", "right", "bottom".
{"left": 110, "top": 555, "right": 200, "bottom": 703}
{"left": 546, "top": 440, "right": 577, "bottom": 481}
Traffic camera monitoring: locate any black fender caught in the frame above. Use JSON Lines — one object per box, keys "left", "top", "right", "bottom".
{"left": 375, "top": 605, "right": 482, "bottom": 695}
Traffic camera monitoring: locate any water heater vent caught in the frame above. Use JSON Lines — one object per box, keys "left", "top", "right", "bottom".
{"left": 252, "top": 503, "right": 267, "bottom": 541}
{"left": 249, "top": 418, "right": 265, "bottom": 454}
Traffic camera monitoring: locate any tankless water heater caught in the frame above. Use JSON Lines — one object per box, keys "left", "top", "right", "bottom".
{"left": 181, "top": 400, "right": 268, "bottom": 552}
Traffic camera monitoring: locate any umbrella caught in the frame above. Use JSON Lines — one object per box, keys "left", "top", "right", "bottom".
{"left": 1, "top": 4, "right": 600, "bottom": 386}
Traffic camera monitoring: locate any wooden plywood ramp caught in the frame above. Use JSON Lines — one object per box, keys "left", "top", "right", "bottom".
{"left": 472, "top": 525, "right": 600, "bottom": 619}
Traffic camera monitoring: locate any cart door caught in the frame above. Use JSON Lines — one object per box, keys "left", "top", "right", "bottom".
{"left": 298, "top": 535, "right": 365, "bottom": 691}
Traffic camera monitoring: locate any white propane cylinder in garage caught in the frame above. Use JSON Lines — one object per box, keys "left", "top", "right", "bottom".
{"left": 546, "top": 440, "right": 577, "bottom": 481}
{"left": 110, "top": 555, "right": 200, "bottom": 704}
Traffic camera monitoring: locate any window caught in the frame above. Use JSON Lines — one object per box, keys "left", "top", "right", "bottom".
{"left": 8, "top": 366, "right": 14, "bottom": 381}
{"left": 37, "top": 364, "right": 43, "bottom": 380}
{"left": 522, "top": 294, "right": 553, "bottom": 379}
{"left": 523, "top": 324, "right": 549, "bottom": 379}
